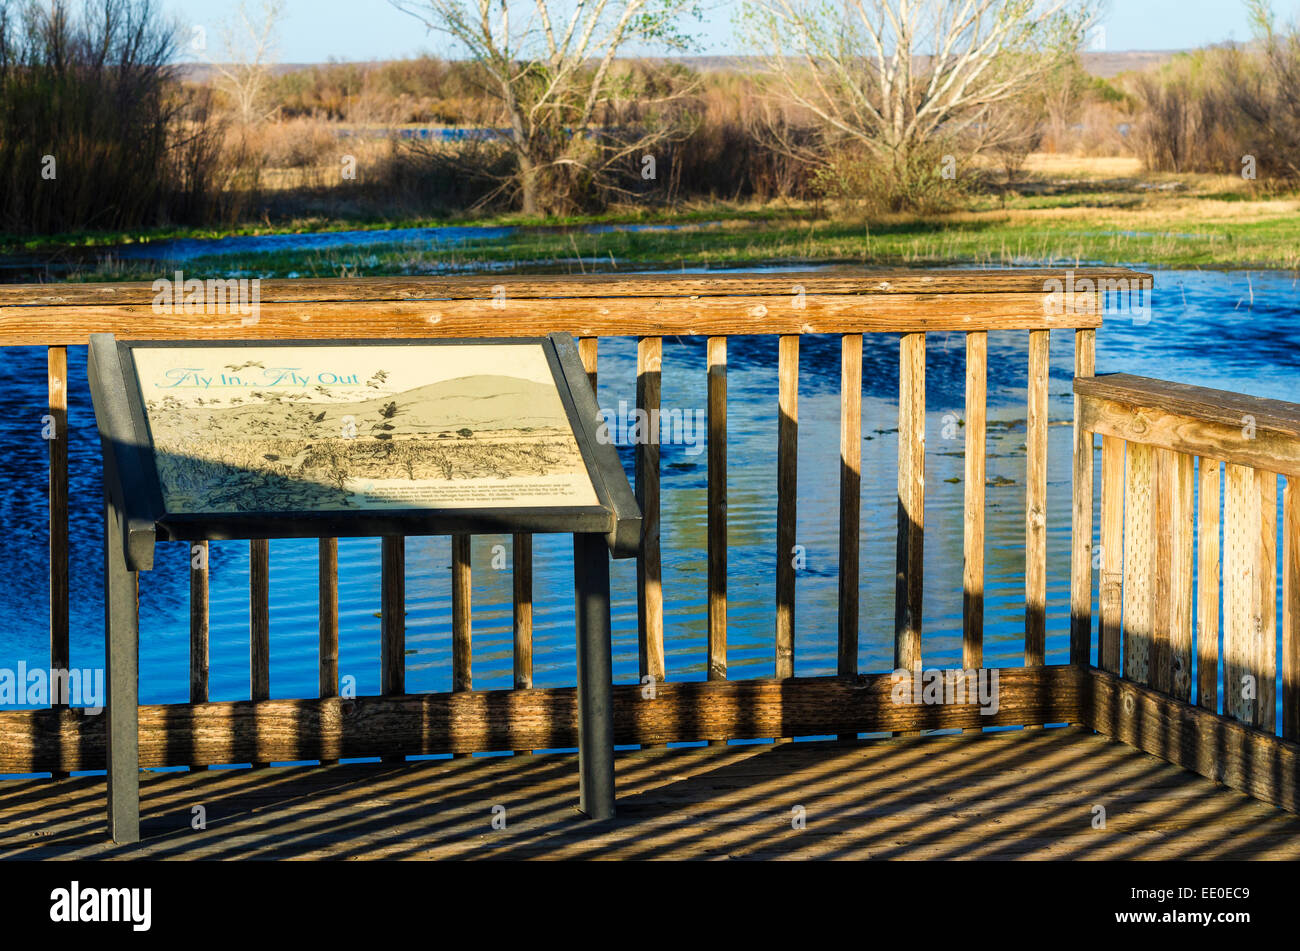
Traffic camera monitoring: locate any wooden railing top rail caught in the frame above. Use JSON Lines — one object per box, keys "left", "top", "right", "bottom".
{"left": 0, "top": 268, "right": 1149, "bottom": 303}
{"left": 0, "top": 267, "right": 1148, "bottom": 345}
{"left": 1076, "top": 373, "right": 1300, "bottom": 476}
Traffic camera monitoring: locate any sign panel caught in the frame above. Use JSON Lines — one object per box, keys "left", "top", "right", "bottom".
{"left": 128, "top": 341, "right": 601, "bottom": 515}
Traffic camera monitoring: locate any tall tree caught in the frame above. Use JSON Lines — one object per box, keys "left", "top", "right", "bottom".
{"left": 392, "top": 0, "right": 700, "bottom": 214}
{"left": 206, "top": 0, "right": 285, "bottom": 127}
{"left": 741, "top": 0, "right": 1097, "bottom": 172}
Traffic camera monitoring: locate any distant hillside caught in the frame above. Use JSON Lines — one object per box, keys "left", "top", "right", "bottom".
{"left": 1079, "top": 50, "right": 1189, "bottom": 78}
{"left": 676, "top": 52, "right": 1194, "bottom": 76}
{"left": 365, "top": 374, "right": 570, "bottom": 432}
{"left": 176, "top": 50, "right": 1195, "bottom": 85}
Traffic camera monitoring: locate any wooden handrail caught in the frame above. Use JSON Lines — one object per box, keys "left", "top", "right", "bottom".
{"left": 1076, "top": 373, "right": 1300, "bottom": 476}
{"left": 2, "top": 267, "right": 1148, "bottom": 778}
{"left": 1074, "top": 373, "right": 1300, "bottom": 737}
{"left": 0, "top": 268, "right": 1148, "bottom": 305}
{"left": 0, "top": 296, "right": 1101, "bottom": 345}
{"left": 0, "top": 269, "right": 1147, "bottom": 346}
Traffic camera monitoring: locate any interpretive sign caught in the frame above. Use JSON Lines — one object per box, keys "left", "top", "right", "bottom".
{"left": 132, "top": 341, "right": 601, "bottom": 514}
{"left": 88, "top": 331, "right": 639, "bottom": 845}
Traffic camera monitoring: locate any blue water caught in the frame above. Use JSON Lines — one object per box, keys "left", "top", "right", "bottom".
{"left": 107, "top": 221, "right": 720, "bottom": 264}
{"left": 110, "top": 225, "right": 516, "bottom": 262}
{"left": 0, "top": 268, "right": 1295, "bottom": 721}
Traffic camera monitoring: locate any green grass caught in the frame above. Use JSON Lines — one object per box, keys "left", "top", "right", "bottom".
{"left": 15, "top": 166, "right": 1300, "bottom": 280}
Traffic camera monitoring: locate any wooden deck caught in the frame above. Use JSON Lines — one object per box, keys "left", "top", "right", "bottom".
{"left": 5, "top": 726, "right": 1300, "bottom": 860}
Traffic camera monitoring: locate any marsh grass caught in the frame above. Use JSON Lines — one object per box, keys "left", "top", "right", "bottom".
{"left": 61, "top": 201, "right": 1300, "bottom": 280}
{"left": 27, "top": 150, "right": 1300, "bottom": 278}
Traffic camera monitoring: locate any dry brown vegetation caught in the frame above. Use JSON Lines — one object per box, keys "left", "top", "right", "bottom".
{"left": 1130, "top": 34, "right": 1300, "bottom": 184}
{"left": 226, "top": 53, "right": 1141, "bottom": 219}
{"left": 4, "top": 0, "right": 1300, "bottom": 238}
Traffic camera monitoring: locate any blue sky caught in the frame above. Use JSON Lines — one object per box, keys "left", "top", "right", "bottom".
{"left": 163, "top": 0, "right": 1300, "bottom": 63}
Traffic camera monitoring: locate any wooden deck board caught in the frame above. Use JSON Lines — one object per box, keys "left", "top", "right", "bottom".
{"left": 3, "top": 728, "right": 1300, "bottom": 860}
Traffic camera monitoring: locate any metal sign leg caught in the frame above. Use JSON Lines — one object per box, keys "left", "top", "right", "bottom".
{"left": 105, "top": 497, "right": 140, "bottom": 844}
{"left": 573, "top": 532, "right": 615, "bottom": 821}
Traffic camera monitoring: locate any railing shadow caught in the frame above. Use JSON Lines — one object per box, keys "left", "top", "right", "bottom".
{"left": 10, "top": 720, "right": 1300, "bottom": 860}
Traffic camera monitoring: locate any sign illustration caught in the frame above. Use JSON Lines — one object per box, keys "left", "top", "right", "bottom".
{"left": 128, "top": 342, "right": 601, "bottom": 514}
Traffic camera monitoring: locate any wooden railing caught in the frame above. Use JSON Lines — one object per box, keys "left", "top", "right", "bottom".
{"left": 0, "top": 268, "right": 1140, "bottom": 772}
{"left": 1075, "top": 373, "right": 1300, "bottom": 809}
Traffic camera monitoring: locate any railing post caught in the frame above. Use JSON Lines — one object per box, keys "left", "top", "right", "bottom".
{"left": 190, "top": 541, "right": 209, "bottom": 704}
{"left": 776, "top": 335, "right": 797, "bottom": 682}
{"left": 1284, "top": 476, "right": 1300, "bottom": 740}
{"left": 838, "top": 333, "right": 862, "bottom": 678}
{"left": 319, "top": 537, "right": 339, "bottom": 765}
{"left": 47, "top": 347, "right": 69, "bottom": 697}
{"left": 1098, "top": 436, "right": 1125, "bottom": 675}
{"left": 1025, "top": 329, "right": 1049, "bottom": 668}
{"left": 1196, "top": 459, "right": 1222, "bottom": 712}
{"left": 1152, "top": 449, "right": 1174, "bottom": 694}
{"left": 963, "top": 332, "right": 987, "bottom": 673}
{"left": 1169, "top": 452, "right": 1196, "bottom": 702}
{"left": 250, "top": 539, "right": 270, "bottom": 767}
{"left": 1069, "top": 329, "right": 1094, "bottom": 666}
{"left": 1122, "top": 443, "right": 1155, "bottom": 685}
{"left": 709, "top": 337, "right": 728, "bottom": 684}
{"left": 1259, "top": 473, "right": 1279, "bottom": 733}
{"left": 381, "top": 535, "right": 405, "bottom": 696}
{"left": 895, "top": 333, "right": 925, "bottom": 678}
{"left": 452, "top": 534, "right": 472, "bottom": 696}
{"left": 578, "top": 337, "right": 598, "bottom": 391}
{"left": 1151, "top": 449, "right": 1195, "bottom": 698}
{"left": 513, "top": 532, "right": 533, "bottom": 706}
{"left": 1224, "top": 464, "right": 1263, "bottom": 725}
{"left": 637, "top": 337, "right": 665, "bottom": 688}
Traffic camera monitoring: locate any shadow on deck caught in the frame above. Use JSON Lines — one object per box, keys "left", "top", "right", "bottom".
{"left": 4, "top": 726, "right": 1300, "bottom": 860}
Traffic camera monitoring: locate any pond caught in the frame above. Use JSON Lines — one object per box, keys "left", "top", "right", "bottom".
{"left": 103, "top": 221, "right": 712, "bottom": 264}
{"left": 0, "top": 268, "right": 1294, "bottom": 719}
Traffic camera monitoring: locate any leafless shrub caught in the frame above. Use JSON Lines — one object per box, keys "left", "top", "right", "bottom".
{"left": 0, "top": 0, "right": 226, "bottom": 233}
{"left": 1132, "top": 5, "right": 1300, "bottom": 185}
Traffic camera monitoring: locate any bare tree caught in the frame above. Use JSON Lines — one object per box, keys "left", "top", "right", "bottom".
{"left": 968, "top": 93, "right": 1044, "bottom": 187}
{"left": 391, "top": 0, "right": 700, "bottom": 214}
{"left": 205, "top": 0, "right": 285, "bottom": 126}
{"left": 741, "top": 0, "right": 1097, "bottom": 173}
{"left": 1039, "top": 54, "right": 1090, "bottom": 151}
